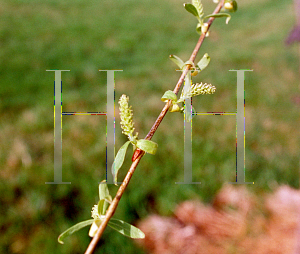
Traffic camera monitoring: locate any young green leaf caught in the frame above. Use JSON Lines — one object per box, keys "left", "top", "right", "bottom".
{"left": 169, "top": 103, "right": 181, "bottom": 112}
{"left": 183, "top": 3, "right": 199, "bottom": 17}
{"left": 112, "top": 141, "right": 131, "bottom": 184}
{"left": 197, "top": 53, "right": 210, "bottom": 71}
{"left": 108, "top": 218, "right": 145, "bottom": 239}
{"left": 196, "top": 23, "right": 202, "bottom": 34}
{"left": 98, "top": 182, "right": 112, "bottom": 215}
{"left": 232, "top": 1, "right": 237, "bottom": 12}
{"left": 58, "top": 219, "right": 94, "bottom": 244}
{"left": 224, "top": 0, "right": 237, "bottom": 12}
{"left": 169, "top": 55, "right": 185, "bottom": 69}
{"left": 98, "top": 199, "right": 109, "bottom": 216}
{"left": 203, "top": 13, "right": 231, "bottom": 24}
{"left": 99, "top": 180, "right": 111, "bottom": 201}
{"left": 161, "top": 90, "right": 178, "bottom": 103}
{"left": 225, "top": 15, "right": 231, "bottom": 24}
{"left": 89, "top": 219, "right": 102, "bottom": 237}
{"left": 136, "top": 139, "right": 158, "bottom": 155}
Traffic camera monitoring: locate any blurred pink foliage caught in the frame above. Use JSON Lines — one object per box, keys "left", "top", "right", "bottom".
{"left": 136, "top": 185, "right": 300, "bottom": 254}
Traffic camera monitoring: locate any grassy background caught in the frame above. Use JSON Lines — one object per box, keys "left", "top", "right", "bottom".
{"left": 0, "top": 0, "right": 299, "bottom": 253}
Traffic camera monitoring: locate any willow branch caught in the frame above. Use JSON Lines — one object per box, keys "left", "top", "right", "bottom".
{"left": 85, "top": 1, "right": 225, "bottom": 253}
{"left": 145, "top": 0, "right": 224, "bottom": 140}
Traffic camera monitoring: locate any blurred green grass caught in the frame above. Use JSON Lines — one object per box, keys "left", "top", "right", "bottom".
{"left": 0, "top": 0, "right": 299, "bottom": 253}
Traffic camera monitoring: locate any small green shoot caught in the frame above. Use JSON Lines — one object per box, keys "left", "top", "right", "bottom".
{"left": 58, "top": 181, "right": 145, "bottom": 244}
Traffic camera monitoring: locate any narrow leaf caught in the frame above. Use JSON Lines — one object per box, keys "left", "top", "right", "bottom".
{"left": 98, "top": 180, "right": 112, "bottom": 215}
{"left": 98, "top": 199, "right": 105, "bottom": 216}
{"left": 58, "top": 219, "right": 94, "bottom": 244}
{"left": 136, "top": 139, "right": 158, "bottom": 155}
{"left": 196, "top": 53, "right": 210, "bottom": 71}
{"left": 112, "top": 141, "right": 131, "bottom": 184}
{"left": 98, "top": 182, "right": 112, "bottom": 215}
{"left": 108, "top": 218, "right": 145, "bottom": 239}
{"left": 98, "top": 199, "right": 110, "bottom": 216}
{"left": 99, "top": 180, "right": 111, "bottom": 201}
{"left": 203, "top": 13, "right": 231, "bottom": 24}
{"left": 183, "top": 3, "right": 199, "bottom": 17}
{"left": 225, "top": 15, "right": 231, "bottom": 24}
{"left": 161, "top": 90, "right": 177, "bottom": 103}
{"left": 169, "top": 55, "right": 185, "bottom": 69}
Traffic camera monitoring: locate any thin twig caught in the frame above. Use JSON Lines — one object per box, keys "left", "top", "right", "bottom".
{"left": 145, "top": 0, "right": 224, "bottom": 140}
{"left": 85, "top": 1, "right": 225, "bottom": 253}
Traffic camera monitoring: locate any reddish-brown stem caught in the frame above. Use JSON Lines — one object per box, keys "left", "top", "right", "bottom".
{"left": 85, "top": 1, "right": 225, "bottom": 253}
{"left": 145, "top": 1, "right": 224, "bottom": 141}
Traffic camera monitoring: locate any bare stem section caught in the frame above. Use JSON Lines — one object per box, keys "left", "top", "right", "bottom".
{"left": 85, "top": 1, "right": 225, "bottom": 253}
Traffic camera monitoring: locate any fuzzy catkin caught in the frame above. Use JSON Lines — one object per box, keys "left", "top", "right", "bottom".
{"left": 180, "top": 82, "right": 216, "bottom": 101}
{"left": 118, "top": 94, "right": 135, "bottom": 140}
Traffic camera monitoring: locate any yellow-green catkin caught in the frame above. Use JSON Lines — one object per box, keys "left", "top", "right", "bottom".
{"left": 118, "top": 94, "right": 136, "bottom": 141}
{"left": 190, "top": 82, "right": 216, "bottom": 95}
{"left": 180, "top": 82, "right": 216, "bottom": 101}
